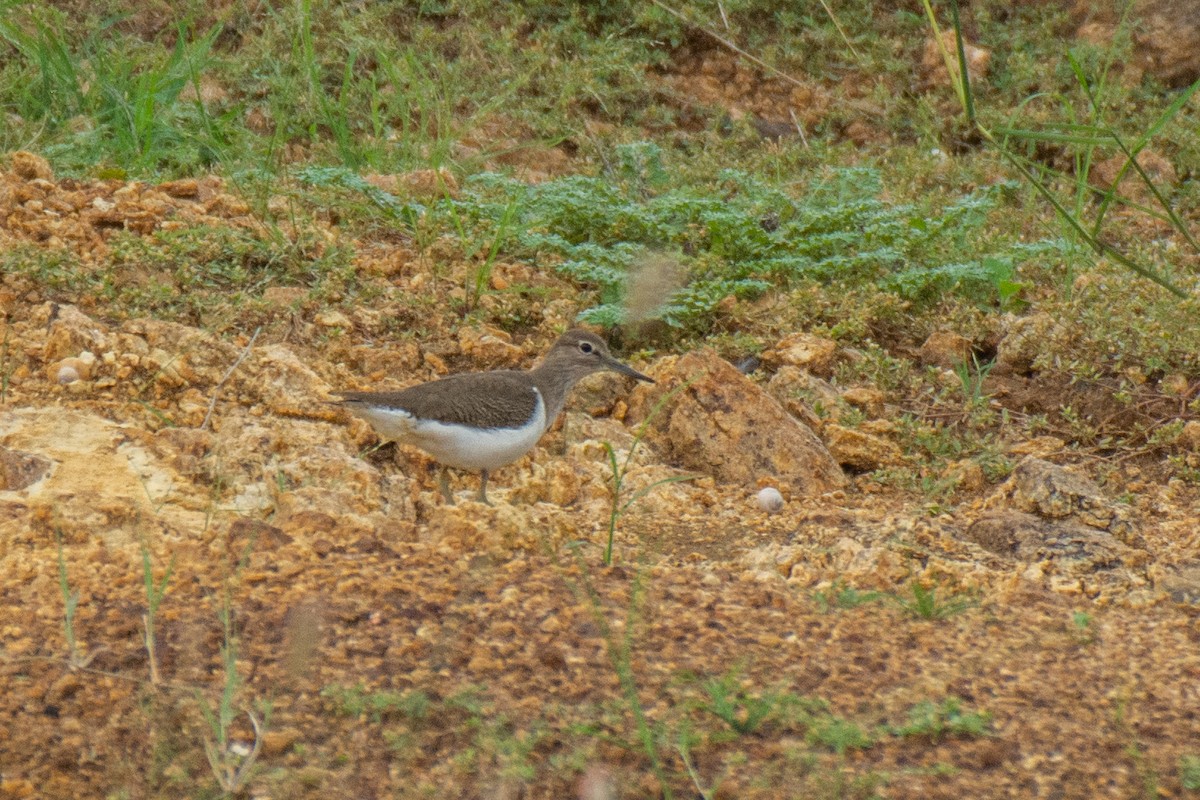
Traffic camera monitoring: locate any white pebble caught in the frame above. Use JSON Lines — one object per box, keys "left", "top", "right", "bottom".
{"left": 756, "top": 487, "right": 784, "bottom": 514}
{"left": 56, "top": 365, "right": 81, "bottom": 384}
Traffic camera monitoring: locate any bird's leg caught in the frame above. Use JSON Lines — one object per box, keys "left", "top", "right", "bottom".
{"left": 439, "top": 466, "right": 455, "bottom": 505}
{"left": 478, "top": 470, "right": 492, "bottom": 505}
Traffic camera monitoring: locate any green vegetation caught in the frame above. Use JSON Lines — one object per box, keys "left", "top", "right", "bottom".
{"left": 812, "top": 580, "right": 887, "bottom": 612}
{"left": 893, "top": 697, "right": 993, "bottom": 742}
{"left": 892, "top": 580, "right": 979, "bottom": 621}
{"left": 1180, "top": 754, "right": 1200, "bottom": 791}
{"left": 54, "top": 531, "right": 89, "bottom": 670}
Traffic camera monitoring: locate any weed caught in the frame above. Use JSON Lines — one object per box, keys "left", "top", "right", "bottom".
{"left": 140, "top": 542, "right": 175, "bottom": 686}
{"left": 812, "top": 580, "right": 886, "bottom": 612}
{"left": 601, "top": 379, "right": 695, "bottom": 566}
{"left": 198, "top": 523, "right": 268, "bottom": 795}
{"left": 806, "top": 715, "right": 875, "bottom": 755}
{"left": 563, "top": 554, "right": 672, "bottom": 797}
{"left": 892, "top": 580, "right": 978, "bottom": 620}
{"left": 197, "top": 595, "right": 268, "bottom": 796}
{"left": 54, "top": 530, "right": 92, "bottom": 670}
{"left": 0, "top": 10, "right": 226, "bottom": 172}
{"left": 697, "top": 670, "right": 781, "bottom": 736}
{"left": 892, "top": 697, "right": 992, "bottom": 742}
{"left": 321, "top": 684, "right": 431, "bottom": 723}
{"left": 0, "top": 321, "right": 11, "bottom": 404}
{"left": 952, "top": 353, "right": 995, "bottom": 410}
{"left": 1180, "top": 754, "right": 1200, "bottom": 791}
{"left": 1069, "top": 610, "right": 1098, "bottom": 646}
{"left": 926, "top": 0, "right": 1199, "bottom": 297}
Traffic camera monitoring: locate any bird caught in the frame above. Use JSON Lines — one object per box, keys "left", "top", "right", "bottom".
{"left": 333, "top": 329, "right": 654, "bottom": 504}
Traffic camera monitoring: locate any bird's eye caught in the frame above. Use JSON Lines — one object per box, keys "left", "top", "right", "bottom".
{"left": 579, "top": 342, "right": 594, "bottom": 354}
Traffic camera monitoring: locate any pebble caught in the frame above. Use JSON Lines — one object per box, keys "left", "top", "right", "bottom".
{"left": 757, "top": 487, "right": 785, "bottom": 514}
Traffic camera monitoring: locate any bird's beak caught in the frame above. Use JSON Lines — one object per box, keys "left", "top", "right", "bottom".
{"left": 605, "top": 355, "right": 655, "bottom": 384}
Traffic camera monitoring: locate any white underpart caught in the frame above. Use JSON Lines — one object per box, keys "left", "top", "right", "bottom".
{"left": 349, "top": 388, "right": 548, "bottom": 472}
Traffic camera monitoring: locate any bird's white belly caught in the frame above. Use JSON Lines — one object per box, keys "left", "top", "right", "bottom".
{"left": 351, "top": 396, "right": 548, "bottom": 472}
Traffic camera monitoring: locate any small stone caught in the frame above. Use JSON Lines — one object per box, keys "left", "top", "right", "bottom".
{"left": 1161, "top": 374, "right": 1191, "bottom": 397}
{"left": 824, "top": 424, "right": 904, "bottom": 471}
{"left": 761, "top": 333, "right": 839, "bottom": 375}
{"left": 55, "top": 364, "right": 80, "bottom": 384}
{"left": 842, "top": 386, "right": 885, "bottom": 418}
{"left": 943, "top": 459, "right": 986, "bottom": 492}
{"left": 458, "top": 326, "right": 523, "bottom": 368}
{"left": 157, "top": 178, "right": 199, "bottom": 198}
{"left": 919, "top": 331, "right": 972, "bottom": 369}
{"left": 756, "top": 487, "right": 784, "bottom": 514}
{"left": 46, "top": 354, "right": 94, "bottom": 384}
{"left": 262, "top": 728, "right": 302, "bottom": 756}
{"left": 315, "top": 310, "right": 352, "bottom": 328}
{"left": 9, "top": 150, "right": 53, "bottom": 181}
{"left": 1181, "top": 421, "right": 1200, "bottom": 451}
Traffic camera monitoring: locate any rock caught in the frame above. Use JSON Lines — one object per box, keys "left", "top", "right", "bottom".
{"left": 457, "top": 325, "right": 523, "bottom": 368}
{"left": 986, "top": 457, "right": 1139, "bottom": 545}
{"left": 823, "top": 423, "right": 903, "bottom": 472}
{"left": 156, "top": 178, "right": 199, "bottom": 198}
{"left": 246, "top": 344, "right": 330, "bottom": 416}
{"left": 919, "top": 331, "right": 973, "bottom": 369}
{"left": 921, "top": 30, "right": 991, "bottom": 88}
{"left": 0, "top": 447, "right": 52, "bottom": 491}
{"left": 760, "top": 333, "right": 838, "bottom": 375}
{"left": 964, "top": 510, "right": 1139, "bottom": 575}
{"left": 261, "top": 728, "right": 303, "bottom": 757}
{"left": 1152, "top": 562, "right": 1200, "bottom": 603}
{"left": 1158, "top": 373, "right": 1190, "bottom": 397}
{"left": 315, "top": 310, "right": 352, "bottom": 328}
{"left": 423, "top": 502, "right": 577, "bottom": 554}
{"left": 1088, "top": 149, "right": 1176, "bottom": 203}
{"left": 41, "top": 304, "right": 111, "bottom": 362}
{"left": 626, "top": 350, "right": 845, "bottom": 493}
{"left": 8, "top": 150, "right": 53, "bottom": 181}
{"left": 995, "top": 313, "right": 1064, "bottom": 376}
{"left": 45, "top": 353, "right": 95, "bottom": 384}
{"left": 1181, "top": 421, "right": 1200, "bottom": 451}
{"left": 841, "top": 386, "right": 885, "bottom": 418}
{"left": 756, "top": 487, "right": 784, "bottom": 514}
{"left": 0, "top": 407, "right": 211, "bottom": 546}
{"left": 942, "top": 459, "right": 986, "bottom": 492}
{"left": 765, "top": 366, "right": 840, "bottom": 428}
{"left": 1008, "top": 436, "right": 1067, "bottom": 459}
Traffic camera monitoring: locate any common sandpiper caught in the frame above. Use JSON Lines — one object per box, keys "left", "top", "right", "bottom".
{"left": 334, "top": 329, "right": 654, "bottom": 504}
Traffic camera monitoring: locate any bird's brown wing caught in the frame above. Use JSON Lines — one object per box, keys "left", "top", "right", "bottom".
{"left": 334, "top": 370, "right": 540, "bottom": 430}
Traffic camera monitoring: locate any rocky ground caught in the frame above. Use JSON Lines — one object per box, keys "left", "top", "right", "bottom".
{"left": 1, "top": 145, "right": 1200, "bottom": 800}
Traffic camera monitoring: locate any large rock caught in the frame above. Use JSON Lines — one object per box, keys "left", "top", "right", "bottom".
{"left": 626, "top": 350, "right": 845, "bottom": 494}
{"left": 986, "top": 457, "right": 1139, "bottom": 545}
{"left": 965, "top": 510, "right": 1139, "bottom": 572}
{"left": 0, "top": 407, "right": 211, "bottom": 547}
{"left": 963, "top": 457, "right": 1148, "bottom": 582}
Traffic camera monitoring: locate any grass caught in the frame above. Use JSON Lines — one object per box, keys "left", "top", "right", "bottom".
{"left": 892, "top": 580, "right": 979, "bottom": 621}
{"left": 601, "top": 378, "right": 695, "bottom": 565}
{"left": 892, "top": 697, "right": 993, "bottom": 742}
{"left": 55, "top": 531, "right": 90, "bottom": 670}
{"left": 1181, "top": 754, "right": 1200, "bottom": 792}
{"left": 140, "top": 542, "right": 175, "bottom": 686}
